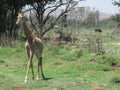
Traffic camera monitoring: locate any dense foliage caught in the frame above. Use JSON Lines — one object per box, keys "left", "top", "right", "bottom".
{"left": 0, "top": 0, "right": 79, "bottom": 38}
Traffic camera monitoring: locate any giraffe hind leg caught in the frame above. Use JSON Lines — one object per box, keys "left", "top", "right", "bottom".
{"left": 37, "top": 57, "right": 45, "bottom": 80}
{"left": 24, "top": 52, "right": 34, "bottom": 82}
{"left": 31, "top": 60, "right": 34, "bottom": 80}
{"left": 37, "top": 58, "right": 40, "bottom": 80}
{"left": 38, "top": 57, "right": 45, "bottom": 80}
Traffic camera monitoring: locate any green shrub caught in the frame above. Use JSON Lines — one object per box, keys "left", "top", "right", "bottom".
{"left": 110, "top": 77, "right": 120, "bottom": 84}
{"left": 77, "top": 50, "right": 83, "bottom": 58}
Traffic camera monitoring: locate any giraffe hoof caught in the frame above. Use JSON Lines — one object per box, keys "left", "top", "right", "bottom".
{"left": 24, "top": 79, "right": 27, "bottom": 83}
{"left": 36, "top": 78, "right": 39, "bottom": 81}
{"left": 24, "top": 77, "right": 28, "bottom": 83}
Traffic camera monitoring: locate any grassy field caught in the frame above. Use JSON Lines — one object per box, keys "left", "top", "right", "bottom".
{"left": 0, "top": 28, "right": 120, "bottom": 90}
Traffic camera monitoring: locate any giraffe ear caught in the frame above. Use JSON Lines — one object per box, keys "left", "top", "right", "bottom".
{"left": 20, "top": 12, "right": 24, "bottom": 16}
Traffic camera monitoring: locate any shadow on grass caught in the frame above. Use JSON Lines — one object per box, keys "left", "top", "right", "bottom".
{"left": 42, "top": 77, "right": 53, "bottom": 81}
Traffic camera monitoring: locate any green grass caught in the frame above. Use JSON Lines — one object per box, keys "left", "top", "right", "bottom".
{"left": 1, "top": 29, "right": 120, "bottom": 90}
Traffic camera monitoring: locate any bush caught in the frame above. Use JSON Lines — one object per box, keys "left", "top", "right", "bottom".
{"left": 77, "top": 50, "right": 83, "bottom": 58}
{"left": 110, "top": 77, "right": 120, "bottom": 84}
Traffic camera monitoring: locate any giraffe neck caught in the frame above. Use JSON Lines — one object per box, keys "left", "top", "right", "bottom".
{"left": 22, "top": 21, "right": 34, "bottom": 43}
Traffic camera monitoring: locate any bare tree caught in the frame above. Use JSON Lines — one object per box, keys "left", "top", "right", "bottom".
{"left": 25, "top": 0, "right": 84, "bottom": 37}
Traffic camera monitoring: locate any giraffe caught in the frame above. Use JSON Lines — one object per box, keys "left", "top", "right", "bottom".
{"left": 16, "top": 12, "right": 45, "bottom": 82}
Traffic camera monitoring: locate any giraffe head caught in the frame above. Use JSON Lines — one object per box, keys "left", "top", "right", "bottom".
{"left": 16, "top": 12, "right": 24, "bottom": 24}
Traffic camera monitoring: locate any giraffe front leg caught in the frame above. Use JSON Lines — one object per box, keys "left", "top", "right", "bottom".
{"left": 24, "top": 51, "right": 34, "bottom": 82}
{"left": 24, "top": 44, "right": 30, "bottom": 83}
{"left": 24, "top": 60, "right": 31, "bottom": 83}
{"left": 30, "top": 51, "right": 34, "bottom": 81}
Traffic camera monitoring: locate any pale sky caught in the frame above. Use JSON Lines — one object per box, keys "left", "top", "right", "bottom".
{"left": 79, "top": 0, "right": 120, "bottom": 14}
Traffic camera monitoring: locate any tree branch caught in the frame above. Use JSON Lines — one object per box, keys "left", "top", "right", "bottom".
{"left": 29, "top": 9, "right": 39, "bottom": 33}
{"left": 42, "top": 0, "right": 79, "bottom": 36}
{"left": 43, "top": 2, "right": 65, "bottom": 25}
